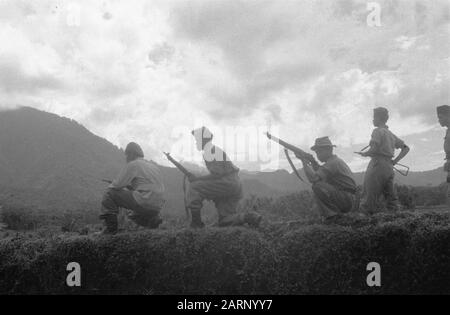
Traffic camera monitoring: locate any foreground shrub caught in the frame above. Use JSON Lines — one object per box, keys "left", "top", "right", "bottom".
{"left": 0, "top": 228, "right": 278, "bottom": 295}
{"left": 1, "top": 211, "right": 450, "bottom": 295}
{"left": 0, "top": 206, "right": 40, "bottom": 231}
{"left": 276, "top": 212, "right": 450, "bottom": 294}
{"left": 277, "top": 223, "right": 413, "bottom": 294}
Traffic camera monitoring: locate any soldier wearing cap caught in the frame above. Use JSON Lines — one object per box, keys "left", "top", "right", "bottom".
{"left": 359, "top": 107, "right": 410, "bottom": 214}
{"left": 186, "top": 127, "right": 262, "bottom": 228}
{"left": 296, "top": 136, "right": 357, "bottom": 221}
{"left": 437, "top": 105, "right": 450, "bottom": 206}
{"left": 99, "top": 142, "right": 166, "bottom": 235}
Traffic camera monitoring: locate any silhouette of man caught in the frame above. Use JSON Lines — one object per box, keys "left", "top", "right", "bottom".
{"left": 437, "top": 105, "right": 450, "bottom": 207}
{"left": 99, "top": 142, "right": 165, "bottom": 234}
{"left": 296, "top": 136, "right": 357, "bottom": 221}
{"left": 359, "top": 107, "right": 410, "bottom": 214}
{"left": 186, "top": 127, "right": 261, "bottom": 228}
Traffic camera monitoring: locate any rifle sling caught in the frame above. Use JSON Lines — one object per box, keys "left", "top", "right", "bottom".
{"left": 182, "top": 175, "right": 190, "bottom": 219}
{"left": 285, "top": 149, "right": 305, "bottom": 183}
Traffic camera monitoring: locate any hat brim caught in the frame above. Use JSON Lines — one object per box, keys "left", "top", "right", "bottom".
{"left": 311, "top": 144, "right": 336, "bottom": 151}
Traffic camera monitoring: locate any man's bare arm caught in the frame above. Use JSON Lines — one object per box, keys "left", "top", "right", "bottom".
{"left": 359, "top": 141, "right": 379, "bottom": 157}
{"left": 393, "top": 145, "right": 410, "bottom": 165}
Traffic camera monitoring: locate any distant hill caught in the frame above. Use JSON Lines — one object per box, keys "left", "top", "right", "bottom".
{"left": 0, "top": 107, "right": 446, "bottom": 215}
{"left": 0, "top": 107, "right": 281, "bottom": 214}
{"left": 0, "top": 107, "right": 125, "bottom": 211}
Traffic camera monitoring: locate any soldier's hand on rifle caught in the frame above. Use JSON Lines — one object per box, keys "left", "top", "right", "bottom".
{"left": 295, "top": 152, "right": 311, "bottom": 164}
{"left": 355, "top": 151, "right": 369, "bottom": 157}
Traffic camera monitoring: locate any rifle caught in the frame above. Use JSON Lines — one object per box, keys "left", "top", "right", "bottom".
{"left": 354, "top": 146, "right": 410, "bottom": 176}
{"left": 101, "top": 179, "right": 135, "bottom": 190}
{"left": 265, "top": 132, "right": 319, "bottom": 170}
{"left": 163, "top": 152, "right": 194, "bottom": 179}
{"left": 163, "top": 152, "right": 192, "bottom": 219}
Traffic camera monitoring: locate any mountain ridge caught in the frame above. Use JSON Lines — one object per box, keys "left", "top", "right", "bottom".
{"left": 0, "top": 106, "right": 445, "bottom": 213}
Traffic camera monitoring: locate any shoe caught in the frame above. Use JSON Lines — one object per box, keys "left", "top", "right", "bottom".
{"left": 97, "top": 214, "right": 118, "bottom": 235}
{"left": 147, "top": 216, "right": 163, "bottom": 229}
{"left": 190, "top": 209, "right": 205, "bottom": 229}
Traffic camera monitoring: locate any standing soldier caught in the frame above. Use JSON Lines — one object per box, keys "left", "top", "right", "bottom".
{"left": 359, "top": 107, "right": 410, "bottom": 214}
{"left": 187, "top": 127, "right": 262, "bottom": 228}
{"left": 99, "top": 142, "right": 165, "bottom": 235}
{"left": 297, "top": 137, "right": 358, "bottom": 222}
{"left": 437, "top": 105, "right": 450, "bottom": 207}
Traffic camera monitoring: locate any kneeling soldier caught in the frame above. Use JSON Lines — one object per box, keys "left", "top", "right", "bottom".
{"left": 187, "top": 127, "right": 262, "bottom": 228}
{"left": 297, "top": 137, "right": 357, "bottom": 221}
{"left": 100, "top": 142, "right": 165, "bottom": 235}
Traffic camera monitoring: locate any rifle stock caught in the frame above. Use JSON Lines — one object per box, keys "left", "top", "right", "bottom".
{"left": 266, "top": 132, "right": 319, "bottom": 168}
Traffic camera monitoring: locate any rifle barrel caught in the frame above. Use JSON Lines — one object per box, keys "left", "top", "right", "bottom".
{"left": 267, "top": 133, "right": 299, "bottom": 153}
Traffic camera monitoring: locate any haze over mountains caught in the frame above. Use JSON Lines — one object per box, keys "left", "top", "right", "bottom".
{"left": 0, "top": 107, "right": 446, "bottom": 213}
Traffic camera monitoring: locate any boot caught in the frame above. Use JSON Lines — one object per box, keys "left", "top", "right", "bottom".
{"left": 190, "top": 209, "right": 205, "bottom": 229}
{"left": 244, "top": 211, "right": 262, "bottom": 228}
{"left": 146, "top": 215, "right": 163, "bottom": 229}
{"left": 98, "top": 214, "right": 118, "bottom": 235}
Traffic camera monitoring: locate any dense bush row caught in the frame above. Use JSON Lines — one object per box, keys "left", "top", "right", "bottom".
{"left": 1, "top": 211, "right": 450, "bottom": 295}
{"left": 277, "top": 213, "right": 450, "bottom": 294}
{"left": 0, "top": 228, "right": 277, "bottom": 294}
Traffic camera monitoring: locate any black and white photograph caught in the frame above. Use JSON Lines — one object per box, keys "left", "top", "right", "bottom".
{"left": 0, "top": 0, "right": 449, "bottom": 300}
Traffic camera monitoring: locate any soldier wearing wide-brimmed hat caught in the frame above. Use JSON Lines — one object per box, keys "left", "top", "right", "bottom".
{"left": 296, "top": 136, "right": 357, "bottom": 222}
{"left": 358, "top": 107, "right": 410, "bottom": 214}
{"left": 437, "top": 105, "right": 450, "bottom": 206}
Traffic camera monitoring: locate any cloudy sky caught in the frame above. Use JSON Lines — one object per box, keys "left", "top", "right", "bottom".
{"left": 0, "top": 0, "right": 449, "bottom": 172}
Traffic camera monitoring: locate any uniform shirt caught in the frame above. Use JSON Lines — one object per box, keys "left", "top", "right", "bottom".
{"left": 316, "top": 155, "right": 357, "bottom": 193}
{"left": 202, "top": 143, "right": 239, "bottom": 177}
{"left": 370, "top": 125, "right": 405, "bottom": 158}
{"left": 110, "top": 158, "right": 165, "bottom": 208}
{"left": 445, "top": 128, "right": 450, "bottom": 161}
